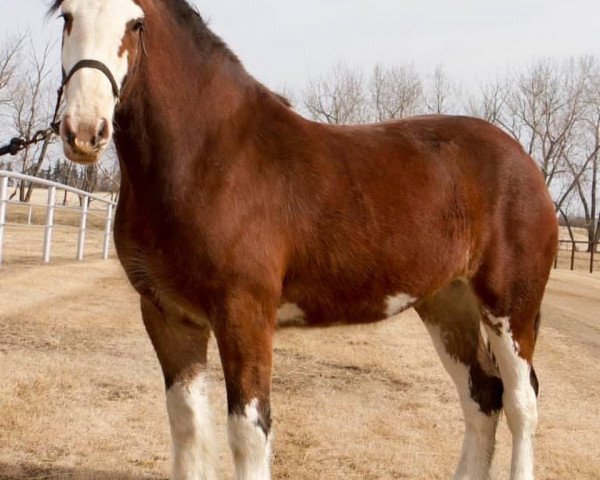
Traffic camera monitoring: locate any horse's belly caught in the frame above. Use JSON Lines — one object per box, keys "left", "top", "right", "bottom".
{"left": 277, "top": 289, "right": 418, "bottom": 326}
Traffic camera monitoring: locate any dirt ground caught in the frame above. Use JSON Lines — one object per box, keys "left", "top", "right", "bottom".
{"left": 0, "top": 240, "right": 599, "bottom": 479}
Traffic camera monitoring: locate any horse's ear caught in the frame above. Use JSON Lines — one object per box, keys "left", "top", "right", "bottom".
{"left": 48, "top": 0, "right": 64, "bottom": 14}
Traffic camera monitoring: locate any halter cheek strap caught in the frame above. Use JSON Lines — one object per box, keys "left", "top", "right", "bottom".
{"left": 62, "top": 59, "right": 121, "bottom": 100}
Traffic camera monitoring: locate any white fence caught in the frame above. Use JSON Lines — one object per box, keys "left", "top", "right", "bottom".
{"left": 0, "top": 170, "right": 117, "bottom": 266}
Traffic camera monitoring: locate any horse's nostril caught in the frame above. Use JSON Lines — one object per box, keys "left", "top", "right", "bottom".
{"left": 98, "top": 119, "right": 110, "bottom": 142}
{"left": 63, "top": 116, "right": 77, "bottom": 147}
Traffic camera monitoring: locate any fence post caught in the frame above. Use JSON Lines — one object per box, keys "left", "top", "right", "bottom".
{"left": 591, "top": 241, "right": 596, "bottom": 274}
{"left": 27, "top": 204, "right": 33, "bottom": 225}
{"left": 43, "top": 186, "right": 56, "bottom": 263}
{"left": 77, "top": 196, "right": 89, "bottom": 260}
{"left": 102, "top": 203, "right": 113, "bottom": 260}
{"left": 570, "top": 240, "right": 576, "bottom": 271}
{"left": 0, "top": 175, "right": 8, "bottom": 266}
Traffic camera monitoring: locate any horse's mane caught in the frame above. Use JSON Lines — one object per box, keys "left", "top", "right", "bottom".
{"left": 157, "top": 0, "right": 292, "bottom": 107}
{"left": 161, "top": 0, "right": 241, "bottom": 65}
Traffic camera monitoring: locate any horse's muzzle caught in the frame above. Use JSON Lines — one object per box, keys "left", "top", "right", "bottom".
{"left": 61, "top": 115, "right": 110, "bottom": 165}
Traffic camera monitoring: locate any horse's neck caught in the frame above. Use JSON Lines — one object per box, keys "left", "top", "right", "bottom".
{"left": 114, "top": 36, "right": 260, "bottom": 199}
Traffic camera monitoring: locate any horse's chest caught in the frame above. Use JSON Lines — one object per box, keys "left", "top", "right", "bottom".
{"left": 117, "top": 241, "right": 213, "bottom": 322}
{"left": 113, "top": 211, "right": 212, "bottom": 313}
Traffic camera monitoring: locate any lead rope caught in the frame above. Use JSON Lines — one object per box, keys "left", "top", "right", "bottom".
{"left": 0, "top": 84, "right": 64, "bottom": 157}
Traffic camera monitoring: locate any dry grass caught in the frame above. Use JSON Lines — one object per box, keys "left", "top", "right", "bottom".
{"left": 0, "top": 250, "right": 599, "bottom": 478}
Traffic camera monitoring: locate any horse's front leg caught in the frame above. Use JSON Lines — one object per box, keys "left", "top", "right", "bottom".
{"left": 213, "top": 290, "right": 276, "bottom": 480}
{"left": 140, "top": 297, "right": 217, "bottom": 480}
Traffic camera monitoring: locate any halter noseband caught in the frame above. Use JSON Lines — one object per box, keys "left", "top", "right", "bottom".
{"left": 61, "top": 59, "right": 121, "bottom": 100}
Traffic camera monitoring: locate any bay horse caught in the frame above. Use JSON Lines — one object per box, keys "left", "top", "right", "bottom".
{"left": 50, "top": 0, "right": 558, "bottom": 479}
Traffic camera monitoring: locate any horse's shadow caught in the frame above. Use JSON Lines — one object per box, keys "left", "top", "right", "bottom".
{"left": 0, "top": 463, "right": 165, "bottom": 480}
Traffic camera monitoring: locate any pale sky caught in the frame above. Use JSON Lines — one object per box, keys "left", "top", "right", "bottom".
{"left": 1, "top": 0, "right": 599, "bottom": 92}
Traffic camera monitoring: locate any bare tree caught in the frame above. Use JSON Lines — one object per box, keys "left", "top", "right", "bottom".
{"left": 466, "top": 77, "right": 509, "bottom": 124}
{"left": 0, "top": 35, "right": 24, "bottom": 174}
{"left": 508, "top": 59, "right": 588, "bottom": 197}
{"left": 302, "top": 61, "right": 366, "bottom": 124}
{"left": 369, "top": 63, "right": 423, "bottom": 121}
{"left": 563, "top": 59, "right": 600, "bottom": 249}
{"left": 424, "top": 65, "right": 459, "bottom": 114}
{"left": 0, "top": 34, "right": 24, "bottom": 105}
{"left": 8, "top": 38, "right": 57, "bottom": 202}
{"left": 590, "top": 69, "right": 600, "bottom": 248}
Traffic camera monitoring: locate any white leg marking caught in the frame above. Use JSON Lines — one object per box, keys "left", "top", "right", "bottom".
{"left": 228, "top": 398, "right": 271, "bottom": 480}
{"left": 166, "top": 374, "right": 217, "bottom": 480}
{"left": 384, "top": 293, "right": 416, "bottom": 317}
{"left": 484, "top": 316, "right": 536, "bottom": 480}
{"left": 425, "top": 323, "right": 497, "bottom": 480}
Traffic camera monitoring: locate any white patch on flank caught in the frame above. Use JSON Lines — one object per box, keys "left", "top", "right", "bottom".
{"left": 166, "top": 374, "right": 217, "bottom": 480}
{"left": 483, "top": 316, "right": 537, "bottom": 480}
{"left": 228, "top": 398, "right": 271, "bottom": 480}
{"left": 384, "top": 293, "right": 416, "bottom": 317}
{"left": 425, "top": 323, "right": 498, "bottom": 480}
{"left": 59, "top": 0, "right": 144, "bottom": 128}
{"left": 276, "top": 303, "right": 306, "bottom": 322}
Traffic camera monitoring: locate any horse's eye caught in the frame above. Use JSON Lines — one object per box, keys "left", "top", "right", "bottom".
{"left": 132, "top": 19, "right": 145, "bottom": 32}
{"left": 60, "top": 13, "right": 73, "bottom": 31}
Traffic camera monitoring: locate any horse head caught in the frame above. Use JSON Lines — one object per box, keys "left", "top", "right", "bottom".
{"left": 51, "top": 0, "right": 146, "bottom": 164}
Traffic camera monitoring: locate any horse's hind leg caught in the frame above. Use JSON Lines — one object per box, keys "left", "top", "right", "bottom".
{"left": 479, "top": 305, "right": 541, "bottom": 480}
{"left": 416, "top": 278, "right": 503, "bottom": 480}
{"left": 141, "top": 297, "right": 217, "bottom": 480}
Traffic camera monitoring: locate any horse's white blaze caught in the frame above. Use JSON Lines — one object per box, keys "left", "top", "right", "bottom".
{"left": 59, "top": 0, "right": 143, "bottom": 134}
{"left": 483, "top": 316, "right": 537, "bottom": 480}
{"left": 425, "top": 323, "right": 497, "bottom": 480}
{"left": 276, "top": 303, "right": 306, "bottom": 322}
{"left": 384, "top": 293, "right": 416, "bottom": 317}
{"left": 228, "top": 398, "right": 271, "bottom": 480}
{"left": 166, "top": 374, "right": 217, "bottom": 480}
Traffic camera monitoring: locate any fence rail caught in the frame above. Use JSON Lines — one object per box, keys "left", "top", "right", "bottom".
{"left": 0, "top": 170, "right": 117, "bottom": 266}
{"left": 554, "top": 240, "right": 599, "bottom": 274}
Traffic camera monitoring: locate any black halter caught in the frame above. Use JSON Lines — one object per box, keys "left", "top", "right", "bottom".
{"left": 61, "top": 59, "right": 121, "bottom": 100}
